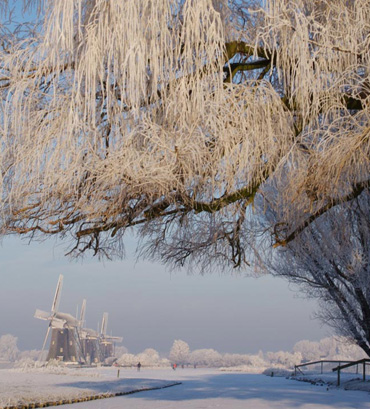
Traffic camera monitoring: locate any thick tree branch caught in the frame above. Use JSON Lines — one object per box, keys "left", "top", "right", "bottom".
{"left": 274, "top": 179, "right": 370, "bottom": 247}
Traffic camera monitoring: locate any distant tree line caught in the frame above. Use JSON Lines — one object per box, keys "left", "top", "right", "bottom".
{"left": 2, "top": 334, "right": 367, "bottom": 369}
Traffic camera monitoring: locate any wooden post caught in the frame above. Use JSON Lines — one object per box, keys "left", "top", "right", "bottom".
{"left": 321, "top": 362, "right": 323, "bottom": 374}
{"left": 337, "top": 368, "right": 340, "bottom": 386}
{"left": 363, "top": 362, "right": 366, "bottom": 382}
{"left": 117, "top": 369, "right": 120, "bottom": 378}
{"left": 294, "top": 366, "right": 296, "bottom": 376}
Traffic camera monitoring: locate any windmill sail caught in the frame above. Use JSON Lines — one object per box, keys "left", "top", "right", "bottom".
{"left": 34, "top": 274, "right": 85, "bottom": 364}
{"left": 101, "top": 313, "right": 108, "bottom": 336}
{"left": 34, "top": 309, "right": 50, "bottom": 320}
{"left": 79, "top": 299, "right": 86, "bottom": 326}
{"left": 51, "top": 275, "right": 63, "bottom": 313}
{"left": 99, "top": 312, "right": 122, "bottom": 360}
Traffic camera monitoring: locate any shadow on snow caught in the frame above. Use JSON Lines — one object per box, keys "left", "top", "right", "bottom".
{"left": 60, "top": 373, "right": 370, "bottom": 408}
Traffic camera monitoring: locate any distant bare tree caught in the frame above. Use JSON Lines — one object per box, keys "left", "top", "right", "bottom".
{"left": 267, "top": 192, "right": 370, "bottom": 356}
{"left": 0, "top": 1, "right": 370, "bottom": 270}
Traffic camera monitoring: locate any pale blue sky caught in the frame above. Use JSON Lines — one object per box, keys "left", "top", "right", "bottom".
{"left": 0, "top": 236, "right": 328, "bottom": 354}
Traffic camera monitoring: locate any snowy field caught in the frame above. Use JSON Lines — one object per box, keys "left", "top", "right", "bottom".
{"left": 1, "top": 367, "right": 370, "bottom": 409}
{"left": 0, "top": 366, "right": 177, "bottom": 407}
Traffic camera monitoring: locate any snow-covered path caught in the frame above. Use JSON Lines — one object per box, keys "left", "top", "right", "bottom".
{"left": 55, "top": 368, "right": 370, "bottom": 409}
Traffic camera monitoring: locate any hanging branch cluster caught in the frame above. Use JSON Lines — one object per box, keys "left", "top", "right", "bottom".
{"left": 0, "top": 0, "right": 369, "bottom": 269}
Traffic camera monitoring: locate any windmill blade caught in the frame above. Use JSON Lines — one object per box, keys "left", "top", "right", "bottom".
{"left": 51, "top": 274, "right": 63, "bottom": 313}
{"left": 41, "top": 325, "right": 51, "bottom": 353}
{"left": 79, "top": 299, "right": 86, "bottom": 325}
{"left": 34, "top": 309, "right": 50, "bottom": 320}
{"left": 101, "top": 312, "right": 108, "bottom": 336}
{"left": 104, "top": 335, "right": 123, "bottom": 343}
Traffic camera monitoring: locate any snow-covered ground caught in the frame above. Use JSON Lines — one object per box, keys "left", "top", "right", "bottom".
{"left": 1, "top": 367, "right": 370, "bottom": 409}
{"left": 0, "top": 366, "right": 177, "bottom": 407}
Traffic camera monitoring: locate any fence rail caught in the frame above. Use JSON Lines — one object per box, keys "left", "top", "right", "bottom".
{"left": 294, "top": 360, "right": 353, "bottom": 376}
{"left": 332, "top": 359, "right": 370, "bottom": 386}
{"left": 294, "top": 358, "right": 370, "bottom": 386}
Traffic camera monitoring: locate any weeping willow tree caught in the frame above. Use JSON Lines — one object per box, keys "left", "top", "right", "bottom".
{"left": 0, "top": 0, "right": 369, "bottom": 269}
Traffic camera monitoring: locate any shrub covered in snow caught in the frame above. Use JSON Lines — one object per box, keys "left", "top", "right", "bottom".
{"left": 14, "top": 358, "right": 45, "bottom": 370}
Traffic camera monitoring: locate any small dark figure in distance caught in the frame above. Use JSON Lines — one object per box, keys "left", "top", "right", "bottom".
{"left": 137, "top": 362, "right": 142, "bottom": 371}
{"left": 172, "top": 363, "right": 177, "bottom": 370}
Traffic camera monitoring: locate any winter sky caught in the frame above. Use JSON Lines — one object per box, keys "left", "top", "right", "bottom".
{"left": 0, "top": 235, "right": 328, "bottom": 354}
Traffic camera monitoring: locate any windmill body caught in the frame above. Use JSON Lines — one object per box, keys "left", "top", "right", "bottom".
{"left": 34, "top": 275, "right": 85, "bottom": 363}
{"left": 99, "top": 313, "right": 123, "bottom": 361}
{"left": 80, "top": 328, "right": 101, "bottom": 364}
{"left": 34, "top": 276, "right": 123, "bottom": 365}
{"left": 77, "top": 300, "right": 103, "bottom": 364}
{"left": 47, "top": 328, "right": 82, "bottom": 362}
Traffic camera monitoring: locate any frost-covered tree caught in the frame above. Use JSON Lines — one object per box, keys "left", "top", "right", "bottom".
{"left": 0, "top": 1, "right": 369, "bottom": 269}
{"left": 17, "top": 349, "right": 45, "bottom": 362}
{"left": 169, "top": 340, "right": 190, "bottom": 364}
{"left": 116, "top": 353, "right": 137, "bottom": 367}
{"left": 317, "top": 337, "right": 338, "bottom": 359}
{"left": 292, "top": 337, "right": 366, "bottom": 362}
{"left": 0, "top": 334, "right": 19, "bottom": 362}
{"left": 189, "top": 348, "right": 223, "bottom": 367}
{"left": 117, "top": 349, "right": 169, "bottom": 367}
{"left": 270, "top": 193, "right": 370, "bottom": 356}
{"left": 222, "top": 353, "right": 250, "bottom": 367}
{"left": 292, "top": 340, "right": 321, "bottom": 362}
{"left": 113, "top": 345, "right": 129, "bottom": 358}
{"left": 136, "top": 348, "right": 161, "bottom": 366}
{"left": 334, "top": 338, "right": 367, "bottom": 361}
{"left": 265, "top": 351, "right": 302, "bottom": 367}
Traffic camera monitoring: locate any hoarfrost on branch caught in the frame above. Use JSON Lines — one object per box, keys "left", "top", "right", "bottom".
{"left": 1, "top": 0, "right": 369, "bottom": 270}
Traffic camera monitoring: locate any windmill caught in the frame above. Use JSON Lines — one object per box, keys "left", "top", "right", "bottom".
{"left": 99, "top": 312, "right": 123, "bottom": 361}
{"left": 77, "top": 299, "right": 102, "bottom": 364}
{"left": 34, "top": 275, "right": 84, "bottom": 363}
